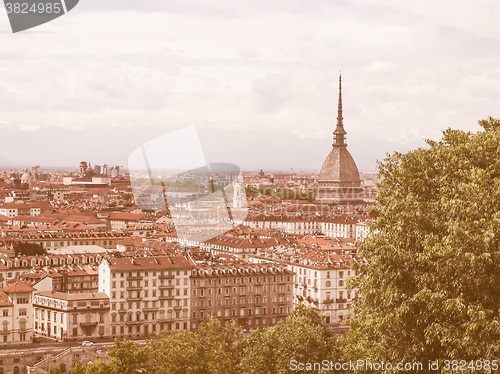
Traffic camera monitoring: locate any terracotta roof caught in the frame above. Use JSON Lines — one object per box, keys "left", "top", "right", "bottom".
{"left": 106, "top": 212, "right": 146, "bottom": 221}
{"left": 3, "top": 281, "right": 36, "bottom": 293}
{"left": 105, "top": 254, "right": 195, "bottom": 271}
{"left": 36, "top": 291, "right": 108, "bottom": 301}
{"left": 0, "top": 290, "right": 12, "bottom": 306}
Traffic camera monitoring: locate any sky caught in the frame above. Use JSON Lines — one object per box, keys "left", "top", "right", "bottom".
{"left": 0, "top": 0, "right": 499, "bottom": 172}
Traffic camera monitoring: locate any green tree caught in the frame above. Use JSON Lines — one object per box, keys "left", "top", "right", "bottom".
{"left": 142, "top": 318, "right": 242, "bottom": 374}
{"left": 68, "top": 363, "right": 86, "bottom": 374}
{"left": 86, "top": 339, "right": 146, "bottom": 374}
{"left": 347, "top": 118, "right": 500, "bottom": 370}
{"left": 13, "top": 242, "right": 46, "bottom": 256}
{"left": 197, "top": 317, "right": 243, "bottom": 374}
{"left": 240, "top": 304, "right": 341, "bottom": 374}
{"left": 142, "top": 330, "right": 207, "bottom": 374}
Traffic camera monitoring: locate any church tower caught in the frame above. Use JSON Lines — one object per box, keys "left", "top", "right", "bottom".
{"left": 316, "top": 74, "right": 364, "bottom": 205}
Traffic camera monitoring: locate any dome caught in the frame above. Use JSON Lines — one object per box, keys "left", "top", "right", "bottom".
{"left": 316, "top": 73, "right": 364, "bottom": 205}
{"left": 319, "top": 147, "right": 360, "bottom": 184}
{"left": 21, "top": 172, "right": 30, "bottom": 183}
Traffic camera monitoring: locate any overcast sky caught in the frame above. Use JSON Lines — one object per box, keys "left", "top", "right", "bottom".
{"left": 0, "top": 0, "right": 499, "bottom": 172}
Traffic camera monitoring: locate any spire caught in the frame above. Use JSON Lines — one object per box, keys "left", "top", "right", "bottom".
{"left": 333, "top": 72, "right": 347, "bottom": 147}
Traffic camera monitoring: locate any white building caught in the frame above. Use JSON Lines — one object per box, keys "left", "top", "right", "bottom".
{"left": 250, "top": 251, "right": 368, "bottom": 325}
{"left": 33, "top": 291, "right": 110, "bottom": 341}
{"left": 0, "top": 282, "right": 35, "bottom": 345}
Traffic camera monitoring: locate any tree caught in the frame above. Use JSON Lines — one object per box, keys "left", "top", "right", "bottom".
{"left": 142, "top": 330, "right": 207, "bottom": 374}
{"left": 68, "top": 363, "right": 86, "bottom": 374}
{"left": 142, "top": 318, "right": 243, "bottom": 374}
{"left": 346, "top": 118, "right": 500, "bottom": 370}
{"left": 196, "top": 317, "right": 243, "bottom": 374}
{"left": 86, "top": 339, "right": 146, "bottom": 374}
{"left": 240, "top": 305, "right": 341, "bottom": 374}
{"left": 13, "top": 242, "right": 46, "bottom": 256}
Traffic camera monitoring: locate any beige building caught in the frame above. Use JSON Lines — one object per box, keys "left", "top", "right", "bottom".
{"left": 190, "top": 263, "right": 294, "bottom": 331}
{"left": 99, "top": 255, "right": 194, "bottom": 338}
{"left": 0, "top": 282, "right": 35, "bottom": 345}
{"left": 33, "top": 291, "right": 110, "bottom": 340}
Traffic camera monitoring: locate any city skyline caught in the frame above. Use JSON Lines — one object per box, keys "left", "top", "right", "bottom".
{"left": 1, "top": 1, "right": 499, "bottom": 171}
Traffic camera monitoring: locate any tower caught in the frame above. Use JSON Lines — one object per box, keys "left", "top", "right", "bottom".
{"left": 316, "top": 73, "right": 364, "bottom": 205}
{"left": 233, "top": 175, "right": 243, "bottom": 209}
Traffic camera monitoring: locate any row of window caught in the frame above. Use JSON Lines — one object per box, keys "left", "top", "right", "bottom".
{"left": 295, "top": 268, "right": 351, "bottom": 278}
{"left": 195, "top": 284, "right": 289, "bottom": 296}
{"left": 111, "top": 270, "right": 189, "bottom": 278}
{"left": 111, "top": 277, "right": 187, "bottom": 288}
{"left": 112, "top": 298, "right": 189, "bottom": 310}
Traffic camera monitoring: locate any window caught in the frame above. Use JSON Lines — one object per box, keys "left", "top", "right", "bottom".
{"left": 2, "top": 310, "right": 8, "bottom": 317}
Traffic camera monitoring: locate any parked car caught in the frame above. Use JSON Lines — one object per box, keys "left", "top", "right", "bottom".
{"left": 82, "top": 340, "right": 94, "bottom": 346}
{"left": 32, "top": 337, "right": 41, "bottom": 343}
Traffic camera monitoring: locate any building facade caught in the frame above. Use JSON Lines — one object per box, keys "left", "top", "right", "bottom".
{"left": 33, "top": 291, "right": 110, "bottom": 340}
{"left": 0, "top": 282, "right": 35, "bottom": 345}
{"left": 99, "top": 255, "right": 194, "bottom": 338}
{"left": 190, "top": 263, "right": 294, "bottom": 331}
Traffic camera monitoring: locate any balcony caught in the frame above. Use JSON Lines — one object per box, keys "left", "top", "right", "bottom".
{"left": 126, "top": 320, "right": 143, "bottom": 326}
{"left": 126, "top": 286, "right": 142, "bottom": 291}
{"left": 159, "top": 295, "right": 174, "bottom": 300}
{"left": 159, "top": 274, "right": 175, "bottom": 279}
{"left": 143, "top": 306, "right": 159, "bottom": 312}
{"left": 159, "top": 284, "right": 175, "bottom": 289}
{"left": 126, "top": 297, "right": 142, "bottom": 302}
{"left": 80, "top": 321, "right": 98, "bottom": 327}
{"left": 336, "top": 298, "right": 347, "bottom": 303}
{"left": 323, "top": 299, "right": 334, "bottom": 304}
{"left": 126, "top": 275, "right": 143, "bottom": 281}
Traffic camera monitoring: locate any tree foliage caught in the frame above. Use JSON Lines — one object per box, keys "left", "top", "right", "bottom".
{"left": 240, "top": 304, "right": 341, "bottom": 374}
{"left": 347, "top": 117, "right": 500, "bottom": 370}
{"left": 86, "top": 339, "right": 146, "bottom": 374}
{"left": 13, "top": 241, "right": 46, "bottom": 256}
{"left": 71, "top": 306, "right": 340, "bottom": 374}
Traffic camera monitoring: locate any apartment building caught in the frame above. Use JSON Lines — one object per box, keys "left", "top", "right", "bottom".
{"left": 8, "top": 231, "right": 130, "bottom": 251}
{"left": 33, "top": 291, "right": 110, "bottom": 340}
{"left": 0, "top": 282, "right": 35, "bottom": 345}
{"left": 190, "top": 263, "right": 294, "bottom": 331}
{"left": 98, "top": 255, "right": 194, "bottom": 338}
{"left": 0, "top": 254, "right": 104, "bottom": 289}
{"left": 250, "top": 250, "right": 368, "bottom": 324}
{"left": 0, "top": 201, "right": 52, "bottom": 218}
{"left": 243, "top": 215, "right": 369, "bottom": 240}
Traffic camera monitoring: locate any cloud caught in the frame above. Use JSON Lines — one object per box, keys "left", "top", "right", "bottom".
{"left": 0, "top": 1, "right": 499, "bottom": 171}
